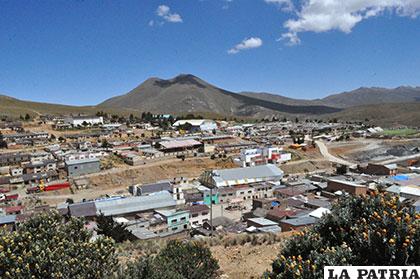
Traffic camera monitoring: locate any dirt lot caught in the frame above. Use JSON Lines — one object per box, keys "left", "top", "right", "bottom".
{"left": 328, "top": 138, "right": 420, "bottom": 163}
{"left": 211, "top": 242, "right": 281, "bottom": 279}
{"left": 281, "top": 159, "right": 332, "bottom": 175}
{"left": 37, "top": 157, "right": 236, "bottom": 205}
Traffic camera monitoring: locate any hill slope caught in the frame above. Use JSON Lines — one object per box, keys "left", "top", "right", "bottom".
{"left": 0, "top": 95, "right": 134, "bottom": 118}
{"left": 241, "top": 86, "right": 420, "bottom": 108}
{"left": 99, "top": 74, "right": 340, "bottom": 116}
{"left": 322, "top": 86, "right": 420, "bottom": 108}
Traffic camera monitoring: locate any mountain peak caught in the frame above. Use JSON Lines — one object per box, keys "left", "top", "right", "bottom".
{"left": 152, "top": 74, "right": 208, "bottom": 89}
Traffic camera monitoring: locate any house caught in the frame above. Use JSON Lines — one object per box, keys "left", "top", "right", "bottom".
{"left": 238, "top": 147, "right": 291, "bottom": 167}
{"left": 247, "top": 217, "right": 278, "bottom": 228}
{"left": 154, "top": 209, "right": 190, "bottom": 234}
{"left": 68, "top": 201, "right": 97, "bottom": 218}
{"left": 309, "top": 207, "right": 331, "bottom": 219}
{"left": 203, "top": 216, "right": 234, "bottom": 232}
{"left": 327, "top": 178, "right": 367, "bottom": 196}
{"left": 173, "top": 119, "right": 217, "bottom": 132}
{"left": 364, "top": 163, "right": 398, "bottom": 176}
{"left": 16, "top": 171, "right": 59, "bottom": 185}
{"left": 186, "top": 204, "right": 210, "bottom": 227}
{"left": 201, "top": 164, "right": 283, "bottom": 188}
{"left": 24, "top": 160, "right": 57, "bottom": 174}
{"left": 95, "top": 191, "right": 176, "bottom": 218}
{"left": 129, "top": 182, "right": 173, "bottom": 196}
{"left": 0, "top": 152, "right": 31, "bottom": 167}
{"left": 279, "top": 216, "right": 317, "bottom": 231}
{"left": 64, "top": 116, "right": 104, "bottom": 127}
{"left": 266, "top": 208, "right": 301, "bottom": 223}
{"left": 3, "top": 132, "right": 49, "bottom": 142}
{"left": 65, "top": 158, "right": 100, "bottom": 177}
{"left": 0, "top": 215, "right": 17, "bottom": 231}
{"left": 159, "top": 139, "right": 202, "bottom": 153}
{"left": 10, "top": 167, "right": 23, "bottom": 177}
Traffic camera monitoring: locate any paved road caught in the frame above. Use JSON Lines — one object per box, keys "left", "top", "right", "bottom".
{"left": 315, "top": 140, "right": 356, "bottom": 167}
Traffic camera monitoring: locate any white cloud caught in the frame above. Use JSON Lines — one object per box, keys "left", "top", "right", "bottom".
{"left": 264, "top": 0, "right": 294, "bottom": 11}
{"left": 156, "top": 5, "right": 183, "bottom": 23}
{"left": 228, "top": 37, "right": 263, "bottom": 54}
{"left": 280, "top": 0, "right": 420, "bottom": 45}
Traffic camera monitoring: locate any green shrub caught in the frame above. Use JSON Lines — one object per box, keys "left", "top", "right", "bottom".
{"left": 120, "top": 240, "right": 219, "bottom": 279}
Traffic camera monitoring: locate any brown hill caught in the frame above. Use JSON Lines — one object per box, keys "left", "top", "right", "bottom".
{"left": 98, "top": 74, "right": 340, "bottom": 116}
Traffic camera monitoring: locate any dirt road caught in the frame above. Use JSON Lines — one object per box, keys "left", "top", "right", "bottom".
{"left": 315, "top": 141, "right": 356, "bottom": 167}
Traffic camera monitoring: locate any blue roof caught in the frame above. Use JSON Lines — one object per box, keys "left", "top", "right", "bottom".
{"left": 393, "top": 175, "right": 409, "bottom": 181}
{"left": 0, "top": 215, "right": 17, "bottom": 225}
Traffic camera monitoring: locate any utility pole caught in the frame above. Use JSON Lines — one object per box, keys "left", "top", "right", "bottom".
{"left": 210, "top": 186, "right": 213, "bottom": 236}
{"left": 199, "top": 170, "right": 216, "bottom": 237}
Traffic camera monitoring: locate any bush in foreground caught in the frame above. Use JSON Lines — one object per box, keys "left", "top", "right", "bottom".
{"left": 265, "top": 192, "right": 420, "bottom": 279}
{"left": 120, "top": 240, "right": 220, "bottom": 279}
{"left": 0, "top": 212, "right": 117, "bottom": 279}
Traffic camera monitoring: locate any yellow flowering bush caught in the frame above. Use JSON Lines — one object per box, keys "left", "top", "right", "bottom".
{"left": 0, "top": 211, "right": 117, "bottom": 279}
{"left": 265, "top": 192, "right": 420, "bottom": 278}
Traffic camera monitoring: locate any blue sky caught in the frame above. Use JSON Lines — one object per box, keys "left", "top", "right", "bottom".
{"left": 1, "top": 0, "right": 420, "bottom": 105}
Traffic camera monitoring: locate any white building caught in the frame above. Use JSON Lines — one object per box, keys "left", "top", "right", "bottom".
{"left": 201, "top": 164, "right": 284, "bottom": 188}
{"left": 186, "top": 204, "right": 210, "bottom": 227}
{"left": 64, "top": 116, "right": 104, "bottom": 127}
{"left": 173, "top": 119, "right": 217, "bottom": 132}
{"left": 238, "top": 147, "right": 291, "bottom": 167}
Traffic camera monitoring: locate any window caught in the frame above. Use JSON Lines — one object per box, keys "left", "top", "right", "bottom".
{"left": 192, "top": 213, "right": 198, "bottom": 218}
{"left": 202, "top": 212, "right": 208, "bottom": 215}
{"left": 183, "top": 224, "right": 188, "bottom": 229}
{"left": 248, "top": 190, "right": 252, "bottom": 193}
{"left": 171, "top": 219, "right": 177, "bottom": 224}
{"left": 172, "top": 227, "right": 177, "bottom": 231}
{"left": 180, "top": 217, "right": 186, "bottom": 221}
{"left": 240, "top": 191, "right": 244, "bottom": 195}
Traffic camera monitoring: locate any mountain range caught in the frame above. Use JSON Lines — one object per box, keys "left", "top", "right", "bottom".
{"left": 1, "top": 74, "right": 420, "bottom": 126}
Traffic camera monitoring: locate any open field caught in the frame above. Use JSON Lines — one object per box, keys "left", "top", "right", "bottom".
{"left": 382, "top": 128, "right": 419, "bottom": 137}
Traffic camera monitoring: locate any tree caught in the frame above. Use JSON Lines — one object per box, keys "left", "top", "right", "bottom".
{"left": 82, "top": 121, "right": 89, "bottom": 127}
{"left": 0, "top": 133, "right": 7, "bottom": 149}
{"left": 120, "top": 240, "right": 219, "bottom": 279}
{"left": 101, "top": 139, "right": 111, "bottom": 149}
{"left": 96, "top": 213, "right": 132, "bottom": 243}
{"left": 24, "top": 113, "right": 31, "bottom": 121}
{"left": 0, "top": 212, "right": 117, "bottom": 279}
{"left": 265, "top": 192, "right": 420, "bottom": 279}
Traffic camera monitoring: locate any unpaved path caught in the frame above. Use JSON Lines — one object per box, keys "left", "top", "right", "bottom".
{"left": 316, "top": 141, "right": 356, "bottom": 167}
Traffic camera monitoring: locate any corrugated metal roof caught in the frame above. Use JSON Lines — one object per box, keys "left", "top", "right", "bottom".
{"left": 212, "top": 164, "right": 283, "bottom": 187}
{"left": 280, "top": 216, "right": 317, "bottom": 226}
{"left": 69, "top": 201, "right": 97, "bottom": 217}
{"left": 248, "top": 217, "right": 278, "bottom": 226}
{"left": 0, "top": 214, "right": 16, "bottom": 225}
{"left": 160, "top": 139, "right": 202, "bottom": 150}
{"left": 65, "top": 158, "right": 100, "bottom": 166}
{"left": 95, "top": 191, "right": 176, "bottom": 216}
